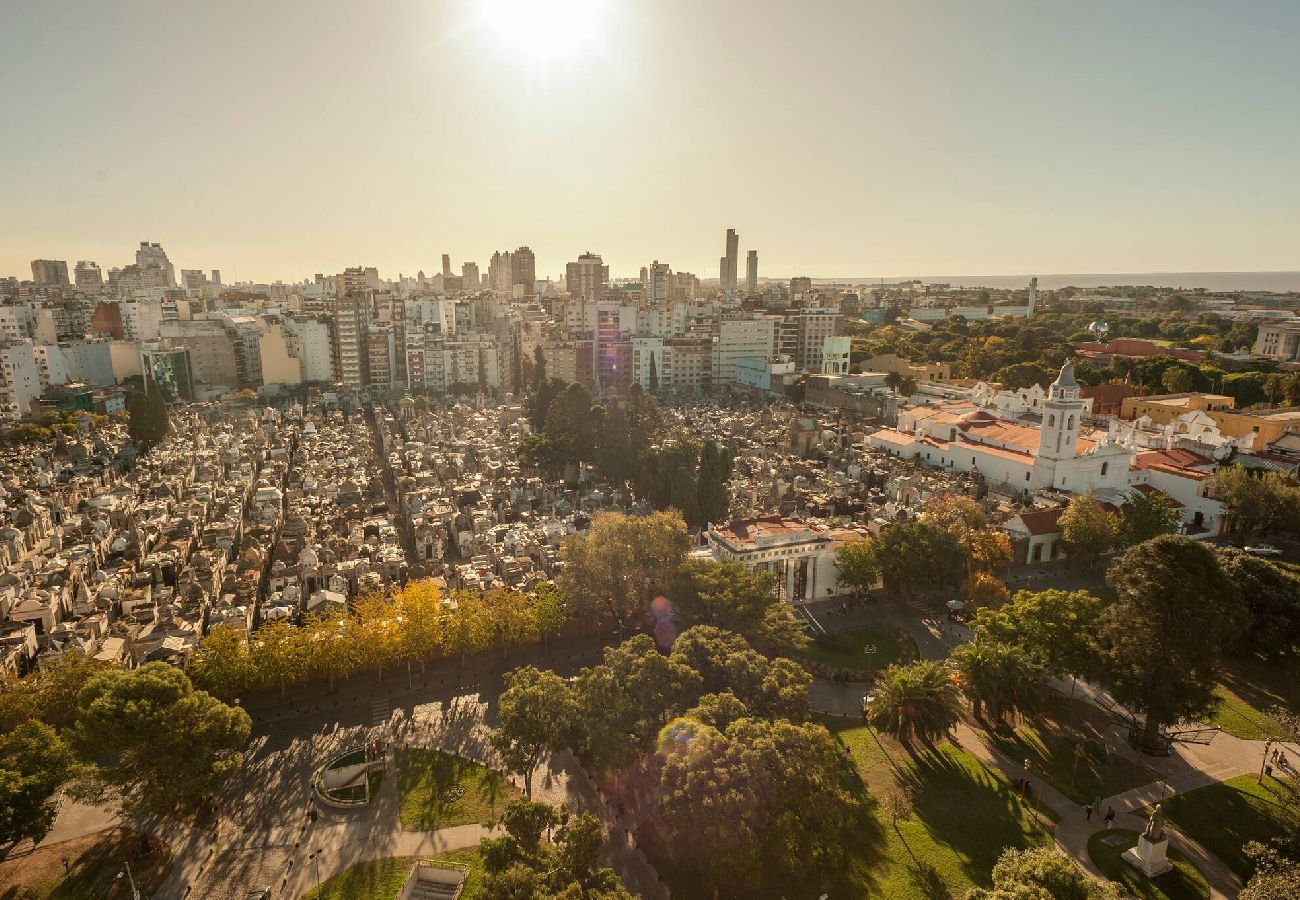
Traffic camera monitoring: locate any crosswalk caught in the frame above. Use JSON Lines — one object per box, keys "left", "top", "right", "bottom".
{"left": 370, "top": 697, "right": 390, "bottom": 727}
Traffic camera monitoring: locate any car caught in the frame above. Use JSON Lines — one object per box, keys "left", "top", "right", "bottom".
{"left": 1245, "top": 543, "right": 1283, "bottom": 557}
{"left": 245, "top": 888, "right": 272, "bottom": 900}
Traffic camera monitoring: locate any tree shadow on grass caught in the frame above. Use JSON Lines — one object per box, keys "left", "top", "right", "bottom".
{"left": 898, "top": 745, "right": 1044, "bottom": 886}
{"left": 397, "top": 749, "right": 514, "bottom": 831}
{"left": 1164, "top": 779, "right": 1295, "bottom": 879}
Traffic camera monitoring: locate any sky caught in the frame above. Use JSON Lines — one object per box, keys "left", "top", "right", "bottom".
{"left": 2, "top": 0, "right": 1298, "bottom": 284}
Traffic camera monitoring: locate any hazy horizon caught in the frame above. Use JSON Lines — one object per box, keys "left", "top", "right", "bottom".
{"left": 3, "top": 1, "right": 1298, "bottom": 283}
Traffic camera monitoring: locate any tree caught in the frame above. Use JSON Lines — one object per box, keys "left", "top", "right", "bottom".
{"left": 188, "top": 624, "right": 258, "bottom": 700}
{"left": 1242, "top": 842, "right": 1300, "bottom": 900}
{"left": 864, "top": 661, "right": 962, "bottom": 746}
{"left": 528, "top": 377, "right": 567, "bottom": 431}
{"left": 0, "top": 721, "right": 77, "bottom": 848}
{"left": 531, "top": 581, "right": 569, "bottom": 646}
{"left": 573, "top": 635, "right": 702, "bottom": 770}
{"left": 695, "top": 441, "right": 733, "bottom": 528}
{"left": 685, "top": 691, "right": 751, "bottom": 731}
{"left": 651, "top": 716, "right": 863, "bottom": 897}
{"left": 949, "top": 641, "right": 1045, "bottom": 723}
{"left": 673, "top": 559, "right": 807, "bottom": 654}
{"left": 544, "top": 382, "right": 604, "bottom": 464}
{"left": 394, "top": 577, "right": 446, "bottom": 669}
{"left": 1114, "top": 489, "right": 1181, "bottom": 547}
{"left": 974, "top": 589, "right": 1103, "bottom": 688}
{"left": 491, "top": 668, "right": 577, "bottom": 797}
{"left": 835, "top": 537, "right": 878, "bottom": 593}
{"left": 1058, "top": 495, "right": 1115, "bottom": 565}
{"left": 1162, "top": 365, "right": 1196, "bottom": 394}
{"left": 126, "top": 381, "right": 170, "bottom": 454}
{"left": 517, "top": 432, "right": 574, "bottom": 480}
{"left": 1211, "top": 466, "right": 1300, "bottom": 543}
{"left": 872, "top": 521, "right": 966, "bottom": 601}
{"left": 481, "top": 800, "right": 631, "bottom": 900}
{"left": 968, "top": 847, "right": 1122, "bottom": 900}
{"left": 1100, "top": 535, "right": 1246, "bottom": 747}
{"left": 1264, "top": 373, "right": 1289, "bottom": 406}
{"left": 668, "top": 626, "right": 810, "bottom": 722}
{"left": 73, "top": 662, "right": 251, "bottom": 819}
{"left": 966, "top": 571, "right": 1011, "bottom": 609}
{"left": 557, "top": 511, "right": 690, "bottom": 626}
{"left": 1213, "top": 548, "right": 1300, "bottom": 659}
{"left": 647, "top": 350, "right": 659, "bottom": 392}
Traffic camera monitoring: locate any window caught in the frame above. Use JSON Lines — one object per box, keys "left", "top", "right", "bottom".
{"left": 1101, "top": 462, "right": 1108, "bottom": 476}
{"left": 1048, "top": 414, "right": 1056, "bottom": 427}
{"left": 1067, "top": 415, "right": 1075, "bottom": 430}
{"left": 1025, "top": 472, "right": 1031, "bottom": 481}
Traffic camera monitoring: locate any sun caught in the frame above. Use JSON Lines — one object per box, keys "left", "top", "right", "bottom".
{"left": 480, "top": 0, "right": 608, "bottom": 65}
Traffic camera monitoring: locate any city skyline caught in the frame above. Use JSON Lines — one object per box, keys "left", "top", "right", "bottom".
{"left": 3, "top": 1, "right": 1298, "bottom": 282}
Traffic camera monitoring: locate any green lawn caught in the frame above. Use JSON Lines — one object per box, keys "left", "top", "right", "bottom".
{"left": 397, "top": 749, "right": 518, "bottom": 831}
{"left": 1087, "top": 829, "right": 1210, "bottom": 900}
{"left": 302, "top": 849, "right": 484, "bottom": 900}
{"left": 976, "top": 695, "right": 1157, "bottom": 804}
{"left": 1161, "top": 775, "right": 1297, "bottom": 879}
{"left": 799, "top": 625, "right": 913, "bottom": 676}
{"left": 824, "top": 717, "right": 1053, "bottom": 898}
{"left": 1210, "top": 656, "right": 1300, "bottom": 740}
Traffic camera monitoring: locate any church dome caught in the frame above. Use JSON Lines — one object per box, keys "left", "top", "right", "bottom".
{"left": 959, "top": 409, "right": 997, "bottom": 424}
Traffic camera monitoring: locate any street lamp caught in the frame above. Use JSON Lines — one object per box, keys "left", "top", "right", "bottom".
{"left": 116, "top": 862, "right": 140, "bottom": 900}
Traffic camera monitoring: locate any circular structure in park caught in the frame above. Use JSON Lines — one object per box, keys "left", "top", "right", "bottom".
{"left": 314, "top": 746, "right": 383, "bottom": 809}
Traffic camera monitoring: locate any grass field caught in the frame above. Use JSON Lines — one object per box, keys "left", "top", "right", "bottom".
{"left": 0, "top": 829, "right": 171, "bottom": 900}
{"left": 1161, "top": 775, "right": 1296, "bottom": 879}
{"left": 799, "top": 624, "right": 912, "bottom": 675}
{"left": 825, "top": 717, "right": 1053, "bottom": 898}
{"left": 1087, "top": 829, "right": 1210, "bottom": 900}
{"left": 396, "top": 749, "right": 518, "bottom": 831}
{"left": 1209, "top": 656, "right": 1300, "bottom": 741}
{"left": 976, "top": 696, "right": 1156, "bottom": 804}
{"left": 302, "top": 849, "right": 484, "bottom": 900}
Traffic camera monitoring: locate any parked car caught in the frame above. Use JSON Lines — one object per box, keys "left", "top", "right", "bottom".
{"left": 245, "top": 888, "right": 272, "bottom": 900}
{"left": 1245, "top": 543, "right": 1283, "bottom": 557}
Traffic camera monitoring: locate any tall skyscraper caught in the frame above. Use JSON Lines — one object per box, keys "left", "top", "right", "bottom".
{"left": 566, "top": 252, "right": 608, "bottom": 301}
{"left": 723, "top": 228, "right": 739, "bottom": 293}
{"left": 1028, "top": 276, "right": 1038, "bottom": 316}
{"left": 31, "top": 259, "right": 70, "bottom": 285}
{"left": 441, "top": 254, "right": 452, "bottom": 278}
{"left": 511, "top": 246, "right": 536, "bottom": 294}
{"left": 333, "top": 267, "right": 372, "bottom": 388}
{"left": 74, "top": 260, "right": 103, "bottom": 288}
{"left": 745, "top": 250, "right": 758, "bottom": 292}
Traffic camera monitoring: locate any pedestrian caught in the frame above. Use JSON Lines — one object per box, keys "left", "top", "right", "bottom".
{"left": 1271, "top": 748, "right": 1279, "bottom": 764}
{"left": 1085, "top": 802, "right": 1093, "bottom": 822}
{"left": 1104, "top": 806, "right": 1115, "bottom": 827}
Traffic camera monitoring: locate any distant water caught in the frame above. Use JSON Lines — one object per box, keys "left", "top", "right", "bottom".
{"left": 822, "top": 272, "right": 1300, "bottom": 292}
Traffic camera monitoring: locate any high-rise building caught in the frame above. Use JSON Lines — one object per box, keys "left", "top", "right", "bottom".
{"left": 441, "top": 254, "right": 452, "bottom": 278}
{"left": 511, "top": 246, "right": 536, "bottom": 294}
{"left": 462, "top": 261, "right": 480, "bottom": 289}
{"left": 74, "top": 260, "right": 102, "bottom": 288}
{"left": 1028, "top": 276, "right": 1038, "bottom": 316}
{"left": 746, "top": 250, "right": 758, "bottom": 292}
{"left": 644, "top": 261, "right": 671, "bottom": 304}
{"left": 565, "top": 252, "right": 608, "bottom": 301}
{"left": 723, "top": 228, "right": 739, "bottom": 293}
{"left": 333, "top": 267, "right": 372, "bottom": 388}
{"left": 790, "top": 276, "right": 813, "bottom": 295}
{"left": 135, "top": 242, "right": 175, "bottom": 288}
{"left": 31, "top": 259, "right": 70, "bottom": 286}
{"left": 488, "top": 251, "right": 513, "bottom": 292}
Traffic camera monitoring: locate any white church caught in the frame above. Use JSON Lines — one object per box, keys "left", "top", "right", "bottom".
{"left": 870, "top": 362, "right": 1133, "bottom": 494}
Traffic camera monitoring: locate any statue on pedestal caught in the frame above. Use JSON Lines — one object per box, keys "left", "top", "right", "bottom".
{"left": 1144, "top": 803, "right": 1165, "bottom": 842}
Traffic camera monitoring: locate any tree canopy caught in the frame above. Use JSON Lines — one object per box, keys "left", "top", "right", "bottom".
{"left": 1100, "top": 535, "right": 1246, "bottom": 745}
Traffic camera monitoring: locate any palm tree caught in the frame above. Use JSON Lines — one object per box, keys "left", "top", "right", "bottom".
{"left": 898, "top": 375, "right": 918, "bottom": 397}
{"left": 949, "top": 641, "right": 1044, "bottom": 724}
{"left": 884, "top": 370, "right": 903, "bottom": 393}
{"left": 864, "top": 661, "right": 963, "bottom": 746}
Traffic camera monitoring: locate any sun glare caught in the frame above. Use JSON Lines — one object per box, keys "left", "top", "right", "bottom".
{"left": 481, "top": 0, "right": 607, "bottom": 66}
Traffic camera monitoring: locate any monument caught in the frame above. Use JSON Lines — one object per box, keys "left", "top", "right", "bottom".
{"left": 1123, "top": 803, "right": 1173, "bottom": 877}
